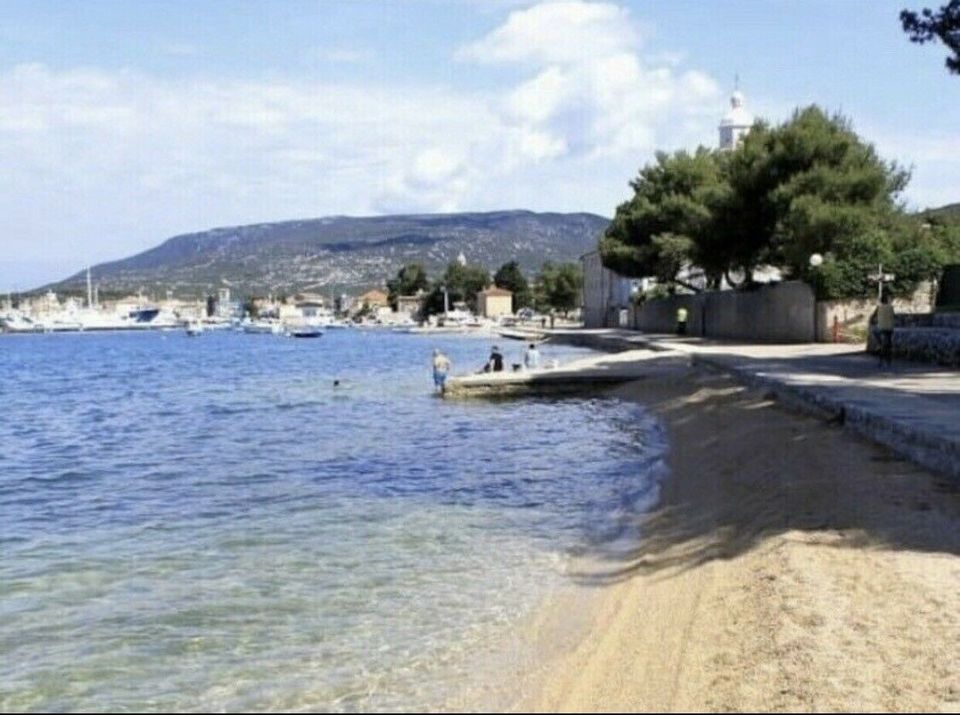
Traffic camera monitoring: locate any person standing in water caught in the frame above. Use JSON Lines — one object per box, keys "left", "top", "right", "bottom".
{"left": 432, "top": 349, "right": 452, "bottom": 394}
{"left": 524, "top": 342, "right": 540, "bottom": 370}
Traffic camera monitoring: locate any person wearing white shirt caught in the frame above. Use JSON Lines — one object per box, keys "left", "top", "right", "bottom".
{"left": 524, "top": 343, "right": 540, "bottom": 370}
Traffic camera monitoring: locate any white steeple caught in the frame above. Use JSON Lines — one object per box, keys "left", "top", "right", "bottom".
{"left": 719, "top": 82, "right": 753, "bottom": 150}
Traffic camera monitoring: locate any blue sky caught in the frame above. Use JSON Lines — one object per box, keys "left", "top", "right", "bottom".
{"left": 1, "top": 0, "right": 958, "bottom": 292}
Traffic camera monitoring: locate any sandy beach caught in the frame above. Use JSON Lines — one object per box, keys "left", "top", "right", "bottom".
{"left": 513, "top": 367, "right": 960, "bottom": 712}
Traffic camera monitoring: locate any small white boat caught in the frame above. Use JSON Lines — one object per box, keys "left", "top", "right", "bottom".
{"left": 288, "top": 326, "right": 323, "bottom": 338}
{"left": 241, "top": 319, "right": 284, "bottom": 335}
{"left": 185, "top": 321, "right": 204, "bottom": 337}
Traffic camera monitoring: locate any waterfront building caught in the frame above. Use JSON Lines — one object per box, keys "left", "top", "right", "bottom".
{"left": 335, "top": 294, "right": 354, "bottom": 315}
{"left": 358, "top": 289, "right": 389, "bottom": 310}
{"left": 293, "top": 293, "right": 326, "bottom": 318}
{"left": 476, "top": 287, "right": 513, "bottom": 319}
{"left": 396, "top": 292, "right": 425, "bottom": 317}
{"left": 580, "top": 250, "right": 649, "bottom": 329}
{"left": 214, "top": 287, "right": 242, "bottom": 319}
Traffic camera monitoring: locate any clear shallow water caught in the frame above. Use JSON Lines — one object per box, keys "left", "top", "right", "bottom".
{"left": 0, "top": 330, "right": 665, "bottom": 712}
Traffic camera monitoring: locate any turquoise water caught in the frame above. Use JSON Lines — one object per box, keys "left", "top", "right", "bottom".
{"left": 0, "top": 330, "right": 665, "bottom": 711}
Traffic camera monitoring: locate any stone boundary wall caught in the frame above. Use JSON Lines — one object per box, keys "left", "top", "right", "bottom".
{"left": 631, "top": 281, "right": 816, "bottom": 343}
{"left": 815, "top": 282, "right": 935, "bottom": 342}
{"left": 867, "top": 312, "right": 960, "bottom": 367}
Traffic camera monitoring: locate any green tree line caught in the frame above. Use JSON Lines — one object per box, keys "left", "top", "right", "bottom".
{"left": 385, "top": 259, "right": 583, "bottom": 318}
{"left": 601, "top": 105, "right": 960, "bottom": 300}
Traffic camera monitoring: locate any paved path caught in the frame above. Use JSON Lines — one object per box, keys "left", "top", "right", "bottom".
{"left": 525, "top": 328, "right": 960, "bottom": 480}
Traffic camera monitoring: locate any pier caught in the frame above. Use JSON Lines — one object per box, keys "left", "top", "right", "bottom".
{"left": 442, "top": 348, "right": 686, "bottom": 398}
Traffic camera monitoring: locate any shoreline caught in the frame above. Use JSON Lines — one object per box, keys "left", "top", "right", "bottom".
{"left": 495, "top": 366, "right": 960, "bottom": 712}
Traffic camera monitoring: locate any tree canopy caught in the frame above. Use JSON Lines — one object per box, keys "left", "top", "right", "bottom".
{"left": 535, "top": 262, "right": 583, "bottom": 314}
{"left": 601, "top": 106, "right": 956, "bottom": 300}
{"left": 901, "top": 1, "right": 960, "bottom": 74}
{"left": 493, "top": 260, "right": 532, "bottom": 311}
{"left": 601, "top": 147, "right": 724, "bottom": 290}
{"left": 386, "top": 263, "right": 429, "bottom": 309}
{"left": 422, "top": 262, "right": 490, "bottom": 316}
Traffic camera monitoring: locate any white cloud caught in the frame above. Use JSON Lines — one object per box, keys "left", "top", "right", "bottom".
{"left": 462, "top": 1, "right": 721, "bottom": 161}
{"left": 0, "top": 2, "right": 743, "bottom": 290}
{"left": 458, "top": 1, "right": 640, "bottom": 66}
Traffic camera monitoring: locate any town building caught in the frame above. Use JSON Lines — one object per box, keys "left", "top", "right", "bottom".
{"left": 395, "top": 292, "right": 425, "bottom": 317}
{"left": 580, "top": 250, "right": 649, "bottom": 328}
{"left": 357, "top": 289, "right": 389, "bottom": 310}
{"left": 476, "top": 287, "right": 513, "bottom": 319}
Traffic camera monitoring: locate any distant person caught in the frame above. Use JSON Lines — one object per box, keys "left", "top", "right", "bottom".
{"left": 432, "top": 349, "right": 451, "bottom": 393}
{"left": 876, "top": 292, "right": 895, "bottom": 368}
{"left": 676, "top": 306, "right": 688, "bottom": 336}
{"left": 485, "top": 345, "right": 504, "bottom": 373}
{"left": 524, "top": 343, "right": 540, "bottom": 370}
{"left": 540, "top": 316, "right": 547, "bottom": 329}
{"left": 549, "top": 312, "right": 556, "bottom": 330}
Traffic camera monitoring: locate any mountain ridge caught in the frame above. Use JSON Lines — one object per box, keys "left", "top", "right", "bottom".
{"left": 42, "top": 210, "right": 610, "bottom": 298}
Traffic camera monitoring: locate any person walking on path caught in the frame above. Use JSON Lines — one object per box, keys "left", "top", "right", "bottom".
{"left": 876, "top": 292, "right": 895, "bottom": 368}
{"left": 676, "top": 306, "right": 688, "bottom": 336}
{"left": 432, "top": 349, "right": 452, "bottom": 394}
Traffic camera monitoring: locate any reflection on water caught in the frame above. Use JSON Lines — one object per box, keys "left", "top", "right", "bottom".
{"left": 0, "top": 330, "right": 664, "bottom": 711}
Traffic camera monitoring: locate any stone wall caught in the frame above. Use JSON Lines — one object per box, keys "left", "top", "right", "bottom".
{"left": 630, "top": 281, "right": 816, "bottom": 343}
{"left": 867, "top": 311, "right": 960, "bottom": 367}
{"left": 815, "top": 282, "right": 935, "bottom": 343}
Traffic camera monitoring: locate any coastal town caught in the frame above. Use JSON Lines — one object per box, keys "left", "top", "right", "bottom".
{"left": 3, "top": 1, "right": 960, "bottom": 713}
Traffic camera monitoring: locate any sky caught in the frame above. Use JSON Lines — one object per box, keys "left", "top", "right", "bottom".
{"left": 1, "top": 0, "right": 958, "bottom": 292}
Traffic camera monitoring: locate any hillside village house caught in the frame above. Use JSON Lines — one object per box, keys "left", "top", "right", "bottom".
{"left": 279, "top": 292, "right": 326, "bottom": 320}
{"left": 358, "top": 289, "right": 388, "bottom": 310}
{"left": 356, "top": 289, "right": 392, "bottom": 320}
{"left": 395, "top": 292, "right": 425, "bottom": 318}
{"left": 477, "top": 287, "right": 513, "bottom": 319}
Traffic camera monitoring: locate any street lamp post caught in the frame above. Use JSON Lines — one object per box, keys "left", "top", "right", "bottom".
{"left": 810, "top": 254, "right": 823, "bottom": 341}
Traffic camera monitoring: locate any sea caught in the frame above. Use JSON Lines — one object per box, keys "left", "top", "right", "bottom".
{"left": 0, "top": 329, "right": 666, "bottom": 712}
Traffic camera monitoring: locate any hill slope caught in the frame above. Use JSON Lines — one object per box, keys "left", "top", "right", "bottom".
{"left": 45, "top": 211, "right": 608, "bottom": 298}
{"left": 920, "top": 202, "right": 960, "bottom": 223}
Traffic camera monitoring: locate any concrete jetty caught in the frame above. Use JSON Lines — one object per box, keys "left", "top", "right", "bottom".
{"left": 443, "top": 348, "right": 685, "bottom": 398}
{"left": 445, "top": 326, "right": 960, "bottom": 480}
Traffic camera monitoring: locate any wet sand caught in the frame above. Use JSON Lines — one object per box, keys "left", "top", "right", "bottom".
{"left": 514, "top": 368, "right": 960, "bottom": 712}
